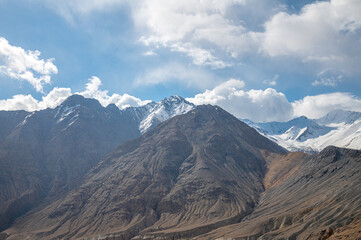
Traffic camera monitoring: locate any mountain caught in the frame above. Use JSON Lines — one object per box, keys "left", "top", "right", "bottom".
{"left": 244, "top": 109, "right": 361, "bottom": 152}
{"left": 197, "top": 146, "right": 361, "bottom": 239}
{"left": 0, "top": 95, "right": 142, "bottom": 231}
{"left": 2, "top": 105, "right": 287, "bottom": 240}
{"left": 1, "top": 104, "right": 361, "bottom": 240}
{"left": 0, "top": 94, "right": 195, "bottom": 231}
{"left": 124, "top": 95, "right": 195, "bottom": 134}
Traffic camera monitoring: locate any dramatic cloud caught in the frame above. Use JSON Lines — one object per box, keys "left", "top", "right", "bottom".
{"left": 78, "top": 76, "right": 151, "bottom": 109}
{"left": 0, "top": 37, "right": 58, "bottom": 92}
{"left": 187, "top": 79, "right": 294, "bottom": 122}
{"left": 134, "top": 62, "right": 219, "bottom": 89}
{"left": 0, "top": 76, "right": 150, "bottom": 111}
{"left": 292, "top": 93, "right": 361, "bottom": 119}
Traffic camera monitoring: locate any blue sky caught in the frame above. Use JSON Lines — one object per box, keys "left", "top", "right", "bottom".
{"left": 0, "top": 0, "right": 361, "bottom": 122}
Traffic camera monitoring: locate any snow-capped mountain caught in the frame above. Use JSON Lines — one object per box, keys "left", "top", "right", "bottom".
{"left": 122, "top": 95, "right": 195, "bottom": 134}
{"left": 244, "top": 110, "right": 361, "bottom": 152}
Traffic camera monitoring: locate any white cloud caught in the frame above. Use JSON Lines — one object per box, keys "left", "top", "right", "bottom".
{"left": 312, "top": 70, "right": 343, "bottom": 87}
{"left": 134, "top": 62, "right": 219, "bottom": 89}
{"left": 134, "top": 0, "right": 257, "bottom": 68}
{"left": 187, "top": 79, "right": 294, "bottom": 122}
{"left": 263, "top": 74, "right": 278, "bottom": 86}
{"left": 292, "top": 92, "right": 361, "bottom": 119}
{"left": 0, "top": 76, "right": 149, "bottom": 111}
{"left": 261, "top": 0, "right": 361, "bottom": 73}
{"left": 142, "top": 50, "right": 157, "bottom": 56}
{"left": 0, "top": 37, "right": 58, "bottom": 93}
{"left": 1, "top": 76, "right": 361, "bottom": 122}
{"left": 77, "top": 76, "right": 151, "bottom": 109}
{"left": 0, "top": 87, "right": 71, "bottom": 111}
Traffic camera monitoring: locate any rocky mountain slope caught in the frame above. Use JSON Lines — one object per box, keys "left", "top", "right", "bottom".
{"left": 0, "top": 95, "right": 142, "bottom": 231}
{"left": 198, "top": 146, "right": 361, "bottom": 239}
{"left": 3, "top": 105, "right": 286, "bottom": 240}
{"left": 244, "top": 109, "right": 361, "bottom": 152}
{"left": 0, "top": 94, "right": 194, "bottom": 232}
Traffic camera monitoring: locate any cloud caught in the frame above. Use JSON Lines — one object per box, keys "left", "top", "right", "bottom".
{"left": 134, "top": 0, "right": 258, "bottom": 68}
{"left": 77, "top": 76, "right": 151, "bottom": 109}
{"left": 292, "top": 92, "right": 361, "bottom": 119}
{"left": 261, "top": 0, "right": 361, "bottom": 73}
{"left": 0, "top": 76, "right": 150, "bottom": 111}
{"left": 0, "top": 37, "right": 58, "bottom": 93}
{"left": 187, "top": 79, "right": 294, "bottom": 122}
{"left": 0, "top": 87, "right": 71, "bottom": 111}
{"left": 41, "top": 0, "right": 127, "bottom": 23}
{"left": 263, "top": 74, "right": 278, "bottom": 86}
{"left": 1, "top": 76, "right": 361, "bottom": 122}
{"left": 312, "top": 70, "right": 343, "bottom": 87}
{"left": 170, "top": 43, "right": 232, "bottom": 69}
{"left": 142, "top": 50, "right": 157, "bottom": 56}
{"left": 134, "top": 62, "right": 219, "bottom": 89}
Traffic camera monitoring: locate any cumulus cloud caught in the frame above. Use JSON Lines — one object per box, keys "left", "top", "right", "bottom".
{"left": 134, "top": 0, "right": 258, "bottom": 68}
{"left": 187, "top": 79, "right": 294, "bottom": 122}
{"left": 134, "top": 62, "right": 219, "bottom": 89}
{"left": 0, "top": 87, "right": 71, "bottom": 111}
{"left": 77, "top": 76, "right": 151, "bottom": 109}
{"left": 0, "top": 37, "right": 58, "bottom": 93}
{"left": 261, "top": 0, "right": 361, "bottom": 73}
{"left": 0, "top": 76, "right": 150, "bottom": 112}
{"left": 292, "top": 93, "right": 361, "bottom": 119}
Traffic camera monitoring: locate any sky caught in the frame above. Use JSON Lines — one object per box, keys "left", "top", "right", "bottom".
{"left": 0, "top": 0, "right": 361, "bottom": 122}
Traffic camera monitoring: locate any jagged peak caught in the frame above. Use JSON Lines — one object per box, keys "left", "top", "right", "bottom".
{"left": 160, "top": 95, "right": 194, "bottom": 106}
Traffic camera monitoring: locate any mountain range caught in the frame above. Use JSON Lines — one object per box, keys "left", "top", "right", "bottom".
{"left": 243, "top": 109, "right": 361, "bottom": 152}
{"left": 0, "top": 94, "right": 360, "bottom": 239}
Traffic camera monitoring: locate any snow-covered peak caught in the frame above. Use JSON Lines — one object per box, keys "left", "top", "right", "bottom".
{"left": 244, "top": 109, "right": 361, "bottom": 152}
{"left": 139, "top": 96, "right": 195, "bottom": 133}
{"left": 316, "top": 109, "right": 361, "bottom": 125}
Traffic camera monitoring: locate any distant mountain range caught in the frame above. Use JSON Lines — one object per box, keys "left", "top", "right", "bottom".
{"left": 243, "top": 109, "right": 361, "bottom": 152}
{"left": 0, "top": 95, "right": 360, "bottom": 239}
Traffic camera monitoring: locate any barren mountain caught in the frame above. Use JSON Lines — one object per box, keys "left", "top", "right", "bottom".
{"left": 0, "top": 94, "right": 195, "bottom": 232}
{"left": 0, "top": 95, "right": 141, "bottom": 231}
{"left": 197, "top": 146, "right": 361, "bottom": 239}
{"left": 3, "top": 105, "right": 286, "bottom": 240}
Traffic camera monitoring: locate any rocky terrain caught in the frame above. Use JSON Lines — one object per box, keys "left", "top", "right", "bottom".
{"left": 198, "top": 146, "right": 361, "bottom": 239}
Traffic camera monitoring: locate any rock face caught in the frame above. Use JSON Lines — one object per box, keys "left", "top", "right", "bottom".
{"left": 3, "top": 105, "right": 286, "bottom": 240}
